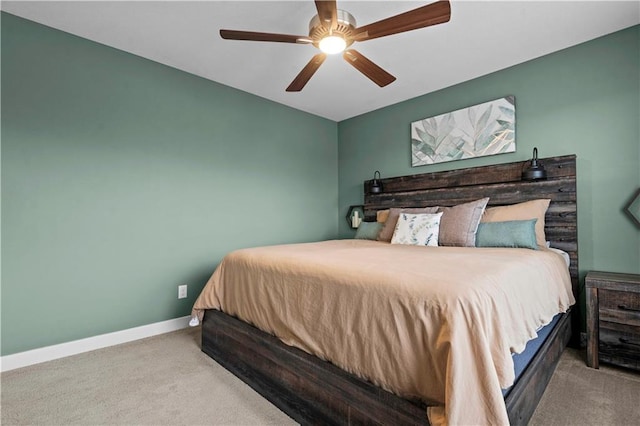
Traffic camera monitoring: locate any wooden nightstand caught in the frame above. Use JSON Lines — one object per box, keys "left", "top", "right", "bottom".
{"left": 586, "top": 271, "right": 640, "bottom": 370}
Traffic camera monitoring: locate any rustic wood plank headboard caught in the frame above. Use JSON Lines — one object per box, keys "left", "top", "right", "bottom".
{"left": 363, "top": 155, "right": 578, "bottom": 296}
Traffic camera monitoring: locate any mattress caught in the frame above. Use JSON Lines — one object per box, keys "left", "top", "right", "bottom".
{"left": 504, "top": 312, "right": 562, "bottom": 396}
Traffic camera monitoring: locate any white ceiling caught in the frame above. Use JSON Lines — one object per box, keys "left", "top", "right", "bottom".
{"left": 2, "top": 1, "right": 639, "bottom": 121}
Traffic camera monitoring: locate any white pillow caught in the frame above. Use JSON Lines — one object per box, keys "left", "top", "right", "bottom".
{"left": 391, "top": 212, "right": 443, "bottom": 247}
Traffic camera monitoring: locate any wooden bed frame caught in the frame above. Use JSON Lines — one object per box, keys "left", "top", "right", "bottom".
{"left": 201, "top": 154, "right": 578, "bottom": 425}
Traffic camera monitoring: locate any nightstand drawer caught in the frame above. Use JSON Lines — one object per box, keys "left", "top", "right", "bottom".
{"left": 600, "top": 321, "right": 640, "bottom": 343}
{"left": 599, "top": 289, "right": 640, "bottom": 327}
{"left": 600, "top": 289, "right": 640, "bottom": 314}
{"left": 599, "top": 325, "right": 640, "bottom": 371}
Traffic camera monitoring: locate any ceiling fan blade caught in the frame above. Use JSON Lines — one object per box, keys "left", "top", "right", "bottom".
{"left": 220, "top": 29, "right": 312, "bottom": 44}
{"left": 355, "top": 0, "right": 451, "bottom": 41}
{"left": 286, "top": 53, "right": 327, "bottom": 92}
{"left": 343, "top": 49, "right": 396, "bottom": 87}
{"left": 315, "top": 0, "right": 338, "bottom": 30}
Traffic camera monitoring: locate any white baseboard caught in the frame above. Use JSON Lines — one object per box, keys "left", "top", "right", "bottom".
{"left": 0, "top": 315, "right": 192, "bottom": 373}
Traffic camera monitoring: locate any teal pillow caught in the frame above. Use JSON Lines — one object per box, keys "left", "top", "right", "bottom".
{"left": 354, "top": 221, "right": 384, "bottom": 240}
{"left": 476, "top": 219, "right": 538, "bottom": 250}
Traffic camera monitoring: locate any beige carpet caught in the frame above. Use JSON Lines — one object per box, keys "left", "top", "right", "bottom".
{"left": 2, "top": 327, "right": 639, "bottom": 425}
{"left": 1, "top": 328, "right": 294, "bottom": 425}
{"left": 529, "top": 348, "right": 640, "bottom": 426}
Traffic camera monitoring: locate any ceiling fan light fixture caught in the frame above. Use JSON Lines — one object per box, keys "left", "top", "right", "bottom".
{"left": 221, "top": 1, "right": 452, "bottom": 91}
{"left": 319, "top": 35, "right": 347, "bottom": 54}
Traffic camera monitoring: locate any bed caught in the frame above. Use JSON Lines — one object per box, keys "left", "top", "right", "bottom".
{"left": 192, "top": 154, "right": 578, "bottom": 425}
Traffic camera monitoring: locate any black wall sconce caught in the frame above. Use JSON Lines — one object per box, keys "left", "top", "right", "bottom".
{"left": 522, "top": 147, "right": 547, "bottom": 181}
{"left": 370, "top": 170, "right": 383, "bottom": 194}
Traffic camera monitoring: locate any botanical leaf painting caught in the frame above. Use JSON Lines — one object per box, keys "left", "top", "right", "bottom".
{"left": 411, "top": 96, "right": 515, "bottom": 166}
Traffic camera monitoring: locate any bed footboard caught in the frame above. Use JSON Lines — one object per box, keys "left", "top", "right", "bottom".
{"left": 201, "top": 308, "right": 571, "bottom": 426}
{"left": 201, "top": 308, "right": 431, "bottom": 425}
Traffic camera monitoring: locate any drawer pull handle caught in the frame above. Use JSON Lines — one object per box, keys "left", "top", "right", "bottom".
{"left": 617, "top": 304, "right": 640, "bottom": 312}
{"left": 619, "top": 338, "right": 640, "bottom": 347}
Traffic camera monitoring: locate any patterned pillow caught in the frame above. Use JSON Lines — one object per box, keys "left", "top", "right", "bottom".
{"left": 390, "top": 213, "right": 443, "bottom": 247}
{"left": 377, "top": 207, "right": 440, "bottom": 242}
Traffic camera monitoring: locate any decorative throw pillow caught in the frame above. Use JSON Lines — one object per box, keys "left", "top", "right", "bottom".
{"left": 376, "top": 210, "right": 390, "bottom": 223}
{"left": 354, "top": 221, "right": 384, "bottom": 240}
{"left": 476, "top": 219, "right": 538, "bottom": 250}
{"left": 377, "top": 207, "right": 439, "bottom": 242}
{"left": 390, "top": 213, "right": 443, "bottom": 247}
{"left": 437, "top": 198, "right": 490, "bottom": 247}
{"left": 481, "top": 199, "right": 550, "bottom": 249}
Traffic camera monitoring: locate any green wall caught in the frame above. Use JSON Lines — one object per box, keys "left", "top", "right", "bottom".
{"left": 2, "top": 13, "right": 638, "bottom": 357}
{"left": 1, "top": 13, "right": 338, "bottom": 356}
{"left": 339, "top": 25, "right": 640, "bottom": 281}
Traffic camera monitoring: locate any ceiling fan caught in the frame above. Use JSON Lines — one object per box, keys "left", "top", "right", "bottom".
{"left": 220, "top": 0, "right": 451, "bottom": 92}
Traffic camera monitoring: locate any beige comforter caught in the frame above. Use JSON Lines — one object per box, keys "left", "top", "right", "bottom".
{"left": 192, "top": 239, "right": 574, "bottom": 425}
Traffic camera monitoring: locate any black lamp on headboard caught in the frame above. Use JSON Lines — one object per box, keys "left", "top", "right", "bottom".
{"left": 522, "top": 147, "right": 547, "bottom": 181}
{"left": 370, "top": 171, "right": 383, "bottom": 194}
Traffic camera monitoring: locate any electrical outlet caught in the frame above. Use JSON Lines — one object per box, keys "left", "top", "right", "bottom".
{"left": 178, "top": 284, "right": 188, "bottom": 299}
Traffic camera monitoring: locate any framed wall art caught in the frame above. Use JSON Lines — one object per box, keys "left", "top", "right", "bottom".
{"left": 411, "top": 96, "right": 515, "bottom": 167}
{"left": 625, "top": 188, "right": 640, "bottom": 228}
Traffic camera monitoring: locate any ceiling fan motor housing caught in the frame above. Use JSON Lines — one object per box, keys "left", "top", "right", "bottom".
{"left": 309, "top": 10, "right": 357, "bottom": 49}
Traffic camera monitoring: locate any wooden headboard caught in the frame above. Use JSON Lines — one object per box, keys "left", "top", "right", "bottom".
{"left": 363, "top": 155, "right": 578, "bottom": 297}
